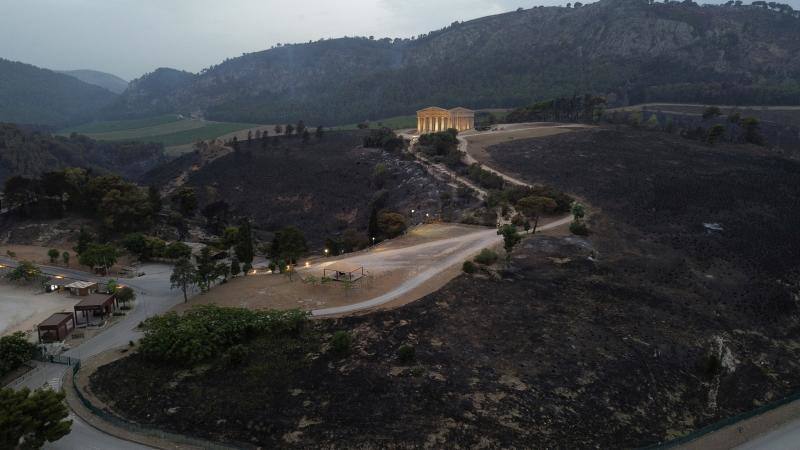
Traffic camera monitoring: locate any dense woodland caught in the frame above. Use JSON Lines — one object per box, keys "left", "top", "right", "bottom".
{"left": 0, "top": 123, "right": 165, "bottom": 185}
{"left": 0, "top": 59, "right": 117, "bottom": 127}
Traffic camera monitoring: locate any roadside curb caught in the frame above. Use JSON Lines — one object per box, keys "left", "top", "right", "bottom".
{"left": 63, "top": 348, "right": 238, "bottom": 450}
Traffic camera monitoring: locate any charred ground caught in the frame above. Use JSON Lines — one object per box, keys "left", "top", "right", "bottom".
{"left": 91, "top": 126, "right": 800, "bottom": 448}
{"left": 144, "top": 131, "right": 456, "bottom": 246}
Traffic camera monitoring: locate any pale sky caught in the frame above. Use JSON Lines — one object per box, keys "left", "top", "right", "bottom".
{"left": 0, "top": 0, "right": 796, "bottom": 81}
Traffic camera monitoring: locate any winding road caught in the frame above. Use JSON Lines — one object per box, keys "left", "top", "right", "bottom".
{"left": 5, "top": 123, "right": 573, "bottom": 449}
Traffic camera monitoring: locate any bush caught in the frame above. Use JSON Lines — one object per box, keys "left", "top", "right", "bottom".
{"left": 474, "top": 248, "right": 499, "bottom": 265}
{"left": 398, "top": 345, "right": 415, "bottom": 364}
{"left": 330, "top": 331, "right": 353, "bottom": 356}
{"left": 570, "top": 220, "right": 589, "bottom": 236}
{"left": 462, "top": 261, "right": 477, "bottom": 274}
{"left": 0, "top": 332, "right": 37, "bottom": 378}
{"left": 138, "top": 306, "right": 308, "bottom": 364}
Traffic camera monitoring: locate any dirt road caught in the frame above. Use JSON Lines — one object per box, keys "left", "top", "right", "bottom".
{"left": 310, "top": 215, "right": 572, "bottom": 317}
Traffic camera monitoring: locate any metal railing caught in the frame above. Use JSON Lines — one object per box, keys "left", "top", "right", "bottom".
{"left": 644, "top": 389, "right": 800, "bottom": 448}
{"left": 70, "top": 360, "right": 248, "bottom": 450}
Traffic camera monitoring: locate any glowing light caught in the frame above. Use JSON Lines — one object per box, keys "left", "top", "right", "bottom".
{"left": 305, "top": 262, "right": 310, "bottom": 268}
{"left": 411, "top": 209, "right": 415, "bottom": 213}
{"left": 324, "top": 249, "right": 329, "bottom": 254}
{"left": 55, "top": 275, "right": 64, "bottom": 279}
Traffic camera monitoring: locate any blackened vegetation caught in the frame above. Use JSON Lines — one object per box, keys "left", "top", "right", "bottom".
{"left": 145, "top": 131, "right": 445, "bottom": 246}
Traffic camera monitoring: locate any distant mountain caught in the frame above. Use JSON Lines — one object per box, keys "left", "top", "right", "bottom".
{"left": 100, "top": 0, "right": 800, "bottom": 126}
{"left": 101, "top": 68, "right": 196, "bottom": 120}
{"left": 58, "top": 69, "right": 128, "bottom": 94}
{"left": 0, "top": 59, "right": 118, "bottom": 127}
{"left": 0, "top": 122, "right": 166, "bottom": 184}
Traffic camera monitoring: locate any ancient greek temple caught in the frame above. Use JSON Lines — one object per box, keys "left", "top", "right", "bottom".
{"left": 417, "top": 107, "right": 475, "bottom": 134}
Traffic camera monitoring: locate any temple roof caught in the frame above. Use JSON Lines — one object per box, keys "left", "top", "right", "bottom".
{"left": 417, "top": 106, "right": 449, "bottom": 113}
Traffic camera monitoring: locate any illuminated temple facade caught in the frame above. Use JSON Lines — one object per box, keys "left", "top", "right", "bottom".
{"left": 417, "top": 107, "right": 475, "bottom": 134}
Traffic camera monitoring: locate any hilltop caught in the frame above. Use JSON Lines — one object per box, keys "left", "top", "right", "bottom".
{"left": 101, "top": 0, "right": 800, "bottom": 125}
{"left": 0, "top": 59, "right": 118, "bottom": 127}
{"left": 57, "top": 69, "right": 129, "bottom": 94}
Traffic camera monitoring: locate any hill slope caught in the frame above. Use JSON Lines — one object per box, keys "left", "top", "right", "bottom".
{"left": 0, "top": 59, "right": 118, "bottom": 127}
{"left": 0, "top": 123, "right": 166, "bottom": 184}
{"left": 57, "top": 69, "right": 128, "bottom": 94}
{"left": 102, "top": 0, "right": 800, "bottom": 125}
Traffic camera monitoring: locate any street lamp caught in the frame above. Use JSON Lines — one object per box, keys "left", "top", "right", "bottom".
{"left": 324, "top": 248, "right": 329, "bottom": 256}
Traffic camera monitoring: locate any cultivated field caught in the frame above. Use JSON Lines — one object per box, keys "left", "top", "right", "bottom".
{"left": 60, "top": 115, "right": 259, "bottom": 149}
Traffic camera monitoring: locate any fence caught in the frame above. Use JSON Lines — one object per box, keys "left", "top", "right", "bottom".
{"left": 645, "top": 388, "right": 800, "bottom": 448}
{"left": 70, "top": 361, "right": 248, "bottom": 450}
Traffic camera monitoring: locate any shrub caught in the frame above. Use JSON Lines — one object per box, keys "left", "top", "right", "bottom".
{"left": 570, "top": 220, "right": 589, "bottom": 236}
{"left": 0, "top": 332, "right": 37, "bottom": 378}
{"left": 47, "top": 248, "right": 60, "bottom": 263}
{"left": 474, "top": 248, "right": 499, "bottom": 265}
{"left": 398, "top": 345, "right": 415, "bottom": 364}
{"left": 330, "top": 331, "right": 353, "bottom": 356}
{"left": 462, "top": 261, "right": 477, "bottom": 274}
{"left": 138, "top": 306, "right": 308, "bottom": 365}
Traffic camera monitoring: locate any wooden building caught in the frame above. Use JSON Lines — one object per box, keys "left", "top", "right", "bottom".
{"left": 37, "top": 312, "right": 75, "bottom": 342}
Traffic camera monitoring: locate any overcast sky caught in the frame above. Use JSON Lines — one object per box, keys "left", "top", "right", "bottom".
{"left": 1, "top": 0, "right": 797, "bottom": 81}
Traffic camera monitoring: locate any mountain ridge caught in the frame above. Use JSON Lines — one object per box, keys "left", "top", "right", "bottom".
{"left": 0, "top": 58, "right": 118, "bottom": 127}
{"left": 101, "top": 0, "right": 800, "bottom": 125}
{"left": 57, "top": 69, "right": 129, "bottom": 94}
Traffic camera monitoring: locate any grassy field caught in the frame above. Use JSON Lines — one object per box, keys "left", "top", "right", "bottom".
{"left": 62, "top": 115, "right": 181, "bottom": 134}
{"left": 60, "top": 116, "right": 259, "bottom": 149}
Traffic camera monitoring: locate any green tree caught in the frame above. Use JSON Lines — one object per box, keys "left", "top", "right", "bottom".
{"left": 0, "top": 387, "right": 72, "bottom": 449}
{"left": 702, "top": 106, "right": 722, "bottom": 120}
{"left": 230, "top": 258, "right": 241, "bottom": 277}
{"left": 194, "top": 247, "right": 221, "bottom": 292}
{"left": 47, "top": 249, "right": 59, "bottom": 263}
{"left": 377, "top": 211, "right": 407, "bottom": 238}
{"left": 271, "top": 226, "right": 307, "bottom": 281}
{"left": 315, "top": 126, "right": 324, "bottom": 139}
{"left": 172, "top": 187, "right": 198, "bottom": 217}
{"left": 222, "top": 227, "right": 239, "bottom": 249}
{"left": 497, "top": 224, "right": 521, "bottom": 265}
{"left": 741, "top": 117, "right": 764, "bottom": 145}
{"left": 706, "top": 124, "right": 726, "bottom": 145}
{"left": 571, "top": 202, "right": 586, "bottom": 221}
{"left": 5, "top": 261, "right": 42, "bottom": 283}
{"left": 61, "top": 251, "right": 70, "bottom": 267}
{"left": 274, "top": 124, "right": 283, "bottom": 135}
{"left": 285, "top": 124, "right": 294, "bottom": 136}
{"left": 164, "top": 242, "right": 192, "bottom": 260}
{"left": 147, "top": 185, "right": 162, "bottom": 213}
{"left": 170, "top": 257, "right": 196, "bottom": 302}
{"left": 234, "top": 220, "right": 254, "bottom": 272}
{"left": 0, "top": 332, "right": 37, "bottom": 378}
{"left": 78, "top": 243, "right": 117, "bottom": 273}
{"left": 301, "top": 129, "right": 311, "bottom": 143}
{"left": 516, "top": 196, "right": 557, "bottom": 234}
{"left": 73, "top": 227, "right": 93, "bottom": 255}
{"left": 115, "top": 286, "right": 136, "bottom": 307}
{"left": 296, "top": 120, "right": 306, "bottom": 136}
{"left": 106, "top": 279, "right": 118, "bottom": 294}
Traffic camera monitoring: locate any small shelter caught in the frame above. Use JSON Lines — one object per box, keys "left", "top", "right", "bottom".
{"left": 74, "top": 293, "right": 116, "bottom": 325}
{"left": 323, "top": 263, "right": 365, "bottom": 282}
{"left": 66, "top": 280, "right": 98, "bottom": 296}
{"left": 37, "top": 312, "right": 75, "bottom": 342}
